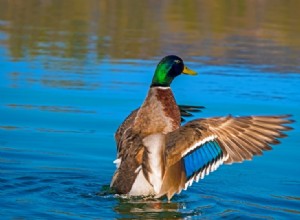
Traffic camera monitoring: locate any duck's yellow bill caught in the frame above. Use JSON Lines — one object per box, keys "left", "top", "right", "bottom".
{"left": 182, "top": 66, "right": 197, "bottom": 75}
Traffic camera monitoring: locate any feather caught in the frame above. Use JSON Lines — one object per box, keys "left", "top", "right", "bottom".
{"left": 183, "top": 140, "right": 223, "bottom": 180}
{"left": 163, "top": 114, "right": 293, "bottom": 195}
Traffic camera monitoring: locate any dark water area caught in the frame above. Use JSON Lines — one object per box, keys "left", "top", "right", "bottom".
{"left": 0, "top": 0, "right": 300, "bottom": 219}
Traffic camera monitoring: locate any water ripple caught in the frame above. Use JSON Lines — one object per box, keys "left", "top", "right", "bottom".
{"left": 7, "top": 103, "right": 96, "bottom": 114}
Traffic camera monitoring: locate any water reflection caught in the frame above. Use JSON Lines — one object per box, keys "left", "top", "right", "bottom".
{"left": 114, "top": 197, "right": 185, "bottom": 219}
{"left": 0, "top": 0, "right": 299, "bottom": 72}
{"left": 97, "top": 185, "right": 199, "bottom": 219}
{"left": 7, "top": 104, "right": 96, "bottom": 114}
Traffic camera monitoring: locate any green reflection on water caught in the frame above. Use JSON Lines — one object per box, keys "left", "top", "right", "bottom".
{"left": 0, "top": 0, "right": 299, "bottom": 69}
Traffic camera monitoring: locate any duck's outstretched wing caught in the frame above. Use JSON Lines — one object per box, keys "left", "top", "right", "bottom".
{"left": 159, "top": 115, "right": 293, "bottom": 200}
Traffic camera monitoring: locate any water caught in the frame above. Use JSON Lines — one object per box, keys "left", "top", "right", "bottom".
{"left": 1, "top": 1, "right": 300, "bottom": 219}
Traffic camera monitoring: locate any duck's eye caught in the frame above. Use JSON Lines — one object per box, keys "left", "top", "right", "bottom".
{"left": 174, "top": 59, "right": 181, "bottom": 64}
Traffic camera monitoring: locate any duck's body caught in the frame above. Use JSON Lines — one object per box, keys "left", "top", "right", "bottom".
{"left": 111, "top": 86, "right": 181, "bottom": 196}
{"left": 110, "top": 55, "right": 293, "bottom": 200}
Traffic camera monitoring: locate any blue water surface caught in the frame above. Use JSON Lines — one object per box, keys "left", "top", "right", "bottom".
{"left": 1, "top": 1, "right": 300, "bottom": 219}
{"left": 1, "top": 45, "right": 299, "bottom": 219}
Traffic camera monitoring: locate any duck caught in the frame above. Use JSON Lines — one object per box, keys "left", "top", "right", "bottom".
{"left": 110, "top": 55, "right": 293, "bottom": 200}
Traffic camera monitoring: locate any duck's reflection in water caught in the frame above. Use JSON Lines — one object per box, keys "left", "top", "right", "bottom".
{"left": 114, "top": 196, "right": 187, "bottom": 219}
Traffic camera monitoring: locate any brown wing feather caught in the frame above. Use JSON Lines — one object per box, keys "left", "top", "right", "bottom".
{"left": 115, "top": 109, "right": 138, "bottom": 151}
{"left": 110, "top": 129, "right": 144, "bottom": 194}
{"left": 160, "top": 114, "right": 293, "bottom": 199}
{"left": 182, "top": 114, "right": 293, "bottom": 164}
{"left": 165, "top": 124, "right": 211, "bottom": 166}
{"left": 157, "top": 160, "right": 186, "bottom": 200}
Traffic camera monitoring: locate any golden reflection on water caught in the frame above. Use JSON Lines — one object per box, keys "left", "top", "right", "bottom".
{"left": 0, "top": 0, "right": 299, "bottom": 66}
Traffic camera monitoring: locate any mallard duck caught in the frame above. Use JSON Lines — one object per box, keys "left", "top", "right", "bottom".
{"left": 110, "top": 55, "right": 293, "bottom": 200}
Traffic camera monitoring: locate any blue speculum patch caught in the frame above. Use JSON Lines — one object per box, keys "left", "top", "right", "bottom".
{"left": 183, "top": 140, "right": 222, "bottom": 179}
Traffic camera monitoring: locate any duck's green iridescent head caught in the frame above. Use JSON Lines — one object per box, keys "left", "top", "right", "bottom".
{"left": 151, "top": 55, "right": 197, "bottom": 87}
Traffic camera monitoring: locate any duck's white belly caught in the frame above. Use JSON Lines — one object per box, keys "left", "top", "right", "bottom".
{"left": 128, "top": 169, "right": 155, "bottom": 196}
{"left": 128, "top": 133, "right": 165, "bottom": 196}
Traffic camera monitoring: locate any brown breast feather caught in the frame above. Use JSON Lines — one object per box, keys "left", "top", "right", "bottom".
{"left": 132, "top": 87, "right": 181, "bottom": 135}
